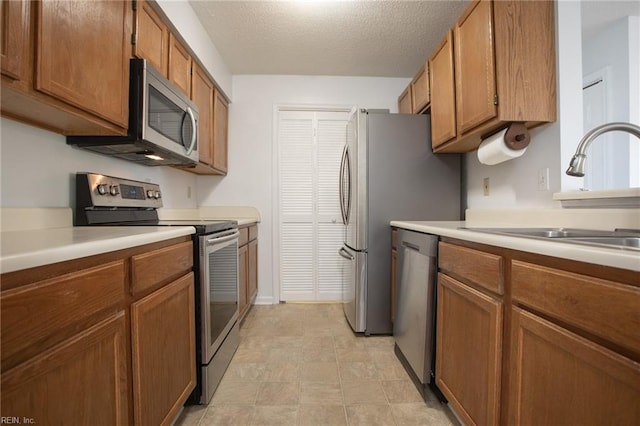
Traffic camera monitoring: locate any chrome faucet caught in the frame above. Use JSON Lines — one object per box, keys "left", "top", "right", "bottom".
{"left": 566, "top": 122, "right": 640, "bottom": 177}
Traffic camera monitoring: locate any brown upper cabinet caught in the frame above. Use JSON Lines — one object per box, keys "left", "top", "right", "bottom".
{"left": 397, "top": 85, "right": 412, "bottom": 114}
{"left": 454, "top": 0, "right": 497, "bottom": 136}
{"left": 410, "top": 63, "right": 430, "bottom": 113}
{"left": 191, "top": 62, "right": 215, "bottom": 167}
{"left": 132, "top": 0, "right": 229, "bottom": 176}
{"left": 1, "top": 0, "right": 131, "bottom": 135}
{"left": 429, "top": 31, "right": 457, "bottom": 148}
{"left": 397, "top": 63, "right": 430, "bottom": 114}
{"left": 133, "top": 0, "right": 169, "bottom": 77}
{"left": 168, "top": 33, "right": 192, "bottom": 96}
{"left": 0, "top": 0, "right": 29, "bottom": 82}
{"left": 189, "top": 62, "right": 228, "bottom": 175}
{"left": 429, "top": 0, "right": 556, "bottom": 152}
{"left": 212, "top": 90, "right": 229, "bottom": 174}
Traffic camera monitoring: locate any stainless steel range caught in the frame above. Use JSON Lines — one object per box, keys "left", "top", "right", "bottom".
{"left": 74, "top": 172, "right": 239, "bottom": 404}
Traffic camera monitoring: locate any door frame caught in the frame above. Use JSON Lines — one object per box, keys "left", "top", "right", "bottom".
{"left": 271, "top": 104, "right": 353, "bottom": 303}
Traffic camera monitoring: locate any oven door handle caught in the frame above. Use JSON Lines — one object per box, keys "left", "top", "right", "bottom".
{"left": 206, "top": 230, "right": 240, "bottom": 245}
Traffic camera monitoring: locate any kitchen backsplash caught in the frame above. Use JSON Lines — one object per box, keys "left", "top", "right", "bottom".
{"left": 0, "top": 118, "right": 198, "bottom": 209}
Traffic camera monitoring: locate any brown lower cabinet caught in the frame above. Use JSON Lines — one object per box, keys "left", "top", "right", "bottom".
{"left": 509, "top": 307, "right": 640, "bottom": 425}
{"left": 1, "top": 236, "right": 195, "bottom": 425}
{"left": 132, "top": 273, "right": 196, "bottom": 426}
{"left": 435, "top": 237, "right": 640, "bottom": 425}
{"left": 1, "top": 312, "right": 129, "bottom": 425}
{"left": 238, "top": 224, "right": 258, "bottom": 321}
{"left": 436, "top": 241, "right": 503, "bottom": 426}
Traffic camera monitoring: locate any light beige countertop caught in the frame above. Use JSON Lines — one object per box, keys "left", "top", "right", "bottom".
{"left": 0, "top": 226, "right": 195, "bottom": 274}
{"left": 390, "top": 221, "right": 640, "bottom": 272}
{"left": 158, "top": 207, "right": 260, "bottom": 226}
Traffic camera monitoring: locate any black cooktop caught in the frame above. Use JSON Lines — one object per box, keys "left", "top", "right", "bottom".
{"left": 154, "top": 220, "right": 237, "bottom": 234}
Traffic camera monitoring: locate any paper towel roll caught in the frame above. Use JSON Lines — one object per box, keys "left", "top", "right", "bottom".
{"left": 477, "top": 123, "right": 530, "bottom": 165}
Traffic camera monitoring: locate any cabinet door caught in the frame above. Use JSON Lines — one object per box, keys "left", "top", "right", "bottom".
{"left": 133, "top": 0, "right": 169, "bottom": 76}
{"left": 436, "top": 273, "right": 502, "bottom": 426}
{"left": 429, "top": 31, "right": 457, "bottom": 148}
{"left": 192, "top": 63, "right": 214, "bottom": 167}
{"left": 168, "top": 33, "right": 192, "bottom": 96}
{"left": 212, "top": 90, "right": 229, "bottom": 174}
{"left": 131, "top": 273, "right": 196, "bottom": 426}
{"left": 398, "top": 85, "right": 412, "bottom": 114}
{"left": 0, "top": 0, "right": 29, "bottom": 81}
{"left": 238, "top": 243, "right": 248, "bottom": 318}
{"left": 248, "top": 239, "right": 258, "bottom": 302}
{"left": 509, "top": 307, "right": 640, "bottom": 425}
{"left": 411, "top": 64, "right": 430, "bottom": 113}
{"left": 1, "top": 312, "right": 129, "bottom": 425}
{"left": 35, "top": 0, "right": 129, "bottom": 128}
{"left": 454, "top": 0, "right": 497, "bottom": 134}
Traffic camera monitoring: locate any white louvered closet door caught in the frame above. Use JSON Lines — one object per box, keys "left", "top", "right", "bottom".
{"left": 278, "top": 110, "right": 348, "bottom": 301}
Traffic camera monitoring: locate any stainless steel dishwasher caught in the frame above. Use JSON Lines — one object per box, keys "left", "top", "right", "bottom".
{"left": 393, "top": 229, "right": 443, "bottom": 401}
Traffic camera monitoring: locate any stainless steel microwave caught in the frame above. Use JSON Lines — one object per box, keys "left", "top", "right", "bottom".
{"left": 67, "top": 59, "right": 199, "bottom": 167}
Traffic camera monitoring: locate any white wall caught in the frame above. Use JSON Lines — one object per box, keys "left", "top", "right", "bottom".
{"left": 0, "top": 118, "right": 197, "bottom": 209}
{"left": 583, "top": 16, "right": 640, "bottom": 189}
{"left": 196, "top": 75, "right": 410, "bottom": 304}
{"left": 465, "top": 0, "right": 585, "bottom": 209}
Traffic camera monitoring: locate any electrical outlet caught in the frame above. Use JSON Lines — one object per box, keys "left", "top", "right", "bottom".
{"left": 538, "top": 168, "right": 549, "bottom": 191}
{"left": 483, "top": 177, "right": 490, "bottom": 196}
{"left": 187, "top": 186, "right": 192, "bottom": 199}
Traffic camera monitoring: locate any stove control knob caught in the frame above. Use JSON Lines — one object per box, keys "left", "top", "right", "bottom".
{"left": 109, "top": 185, "right": 120, "bottom": 196}
{"left": 97, "top": 184, "right": 108, "bottom": 195}
{"left": 146, "top": 190, "right": 155, "bottom": 199}
{"left": 154, "top": 190, "right": 162, "bottom": 199}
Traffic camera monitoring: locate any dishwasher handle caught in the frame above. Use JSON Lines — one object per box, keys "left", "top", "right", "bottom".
{"left": 402, "top": 241, "right": 422, "bottom": 252}
{"left": 398, "top": 229, "right": 439, "bottom": 257}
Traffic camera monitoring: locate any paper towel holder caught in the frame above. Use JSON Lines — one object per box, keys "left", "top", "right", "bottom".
{"left": 503, "top": 122, "right": 530, "bottom": 150}
{"left": 482, "top": 122, "right": 531, "bottom": 149}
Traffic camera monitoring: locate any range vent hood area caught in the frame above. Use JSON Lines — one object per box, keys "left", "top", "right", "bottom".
{"left": 66, "top": 59, "right": 199, "bottom": 168}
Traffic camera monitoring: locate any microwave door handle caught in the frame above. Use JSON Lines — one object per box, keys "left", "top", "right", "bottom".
{"left": 185, "top": 106, "right": 197, "bottom": 155}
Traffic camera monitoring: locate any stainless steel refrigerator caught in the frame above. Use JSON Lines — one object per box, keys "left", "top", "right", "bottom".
{"left": 338, "top": 108, "right": 461, "bottom": 335}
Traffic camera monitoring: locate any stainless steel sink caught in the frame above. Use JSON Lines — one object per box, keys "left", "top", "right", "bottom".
{"left": 562, "top": 236, "right": 640, "bottom": 250}
{"left": 462, "top": 227, "right": 640, "bottom": 251}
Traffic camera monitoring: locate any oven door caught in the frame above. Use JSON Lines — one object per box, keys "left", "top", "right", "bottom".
{"left": 199, "top": 229, "right": 239, "bottom": 364}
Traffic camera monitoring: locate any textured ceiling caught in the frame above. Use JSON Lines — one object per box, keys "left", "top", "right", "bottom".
{"left": 189, "top": 0, "right": 470, "bottom": 78}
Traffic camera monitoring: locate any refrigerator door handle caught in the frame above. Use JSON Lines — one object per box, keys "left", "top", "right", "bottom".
{"left": 338, "top": 247, "right": 354, "bottom": 260}
{"left": 339, "top": 145, "right": 347, "bottom": 224}
{"left": 344, "top": 146, "right": 351, "bottom": 225}
{"left": 339, "top": 144, "right": 351, "bottom": 225}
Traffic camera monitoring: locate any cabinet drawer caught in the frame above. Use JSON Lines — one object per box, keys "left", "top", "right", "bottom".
{"left": 438, "top": 242, "right": 504, "bottom": 295}
{"left": 238, "top": 226, "right": 249, "bottom": 246}
{"left": 248, "top": 224, "right": 258, "bottom": 242}
{"left": 1, "top": 261, "right": 125, "bottom": 370}
{"left": 512, "top": 260, "right": 640, "bottom": 356}
{"left": 131, "top": 241, "right": 193, "bottom": 296}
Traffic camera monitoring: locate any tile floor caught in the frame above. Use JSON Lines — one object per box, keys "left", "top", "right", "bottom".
{"left": 175, "top": 303, "right": 457, "bottom": 426}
